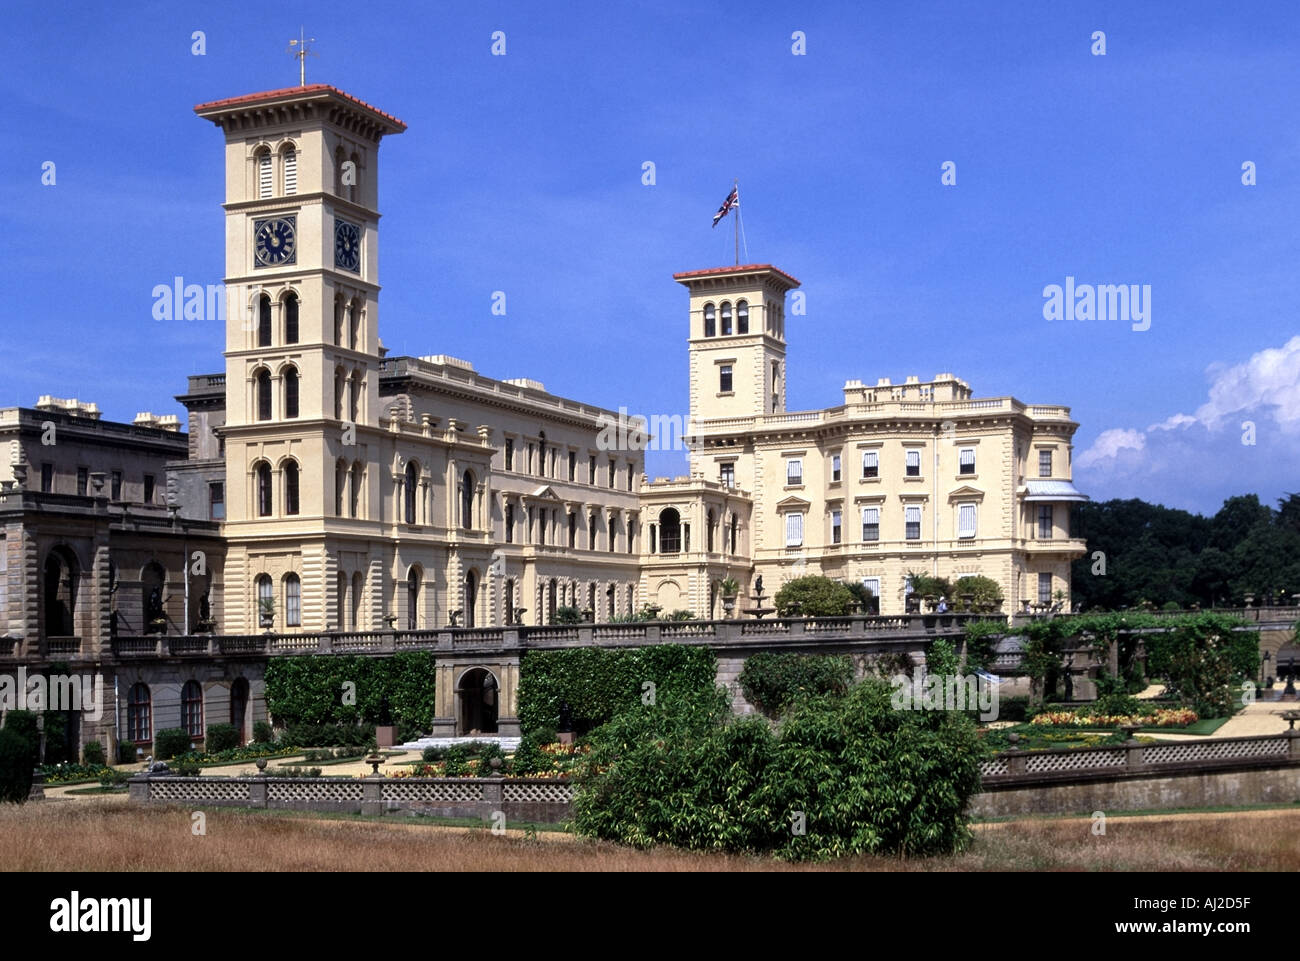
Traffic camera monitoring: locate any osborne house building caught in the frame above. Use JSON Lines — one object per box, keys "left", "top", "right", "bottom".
{"left": 0, "top": 83, "right": 1087, "bottom": 756}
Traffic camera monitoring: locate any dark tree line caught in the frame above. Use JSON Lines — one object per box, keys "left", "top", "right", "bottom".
{"left": 1070, "top": 493, "right": 1300, "bottom": 611}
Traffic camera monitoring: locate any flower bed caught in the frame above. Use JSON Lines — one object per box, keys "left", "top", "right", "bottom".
{"left": 1030, "top": 708, "right": 1198, "bottom": 728}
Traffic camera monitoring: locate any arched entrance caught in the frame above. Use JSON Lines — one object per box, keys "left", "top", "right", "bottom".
{"left": 230, "top": 677, "right": 250, "bottom": 744}
{"left": 43, "top": 547, "right": 78, "bottom": 637}
{"left": 456, "top": 668, "right": 498, "bottom": 734}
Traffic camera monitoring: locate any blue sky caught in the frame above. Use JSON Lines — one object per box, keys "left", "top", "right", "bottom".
{"left": 2, "top": 0, "right": 1298, "bottom": 516}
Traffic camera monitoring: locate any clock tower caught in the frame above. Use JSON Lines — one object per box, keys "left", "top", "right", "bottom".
{"left": 195, "top": 85, "right": 406, "bottom": 632}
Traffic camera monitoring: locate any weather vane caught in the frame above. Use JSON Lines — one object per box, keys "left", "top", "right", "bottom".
{"left": 287, "top": 28, "right": 318, "bottom": 86}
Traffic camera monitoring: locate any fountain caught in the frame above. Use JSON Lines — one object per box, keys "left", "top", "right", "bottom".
{"left": 743, "top": 575, "right": 776, "bottom": 619}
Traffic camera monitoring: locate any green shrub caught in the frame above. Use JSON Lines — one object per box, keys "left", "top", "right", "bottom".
{"left": 738, "top": 652, "right": 853, "bottom": 718}
{"left": 517, "top": 644, "right": 717, "bottom": 735}
{"left": 474, "top": 741, "right": 507, "bottom": 776}
{"left": 253, "top": 720, "right": 276, "bottom": 744}
{"left": 173, "top": 759, "right": 202, "bottom": 777}
{"left": 98, "top": 768, "right": 131, "bottom": 788}
{"left": 282, "top": 722, "right": 375, "bottom": 749}
{"left": 443, "top": 745, "right": 471, "bottom": 777}
{"left": 571, "top": 681, "right": 984, "bottom": 860}
{"left": 952, "top": 575, "right": 1004, "bottom": 611}
{"left": 1086, "top": 693, "right": 1148, "bottom": 718}
{"left": 773, "top": 576, "right": 856, "bottom": 617}
{"left": 509, "top": 733, "right": 551, "bottom": 775}
{"left": 422, "top": 745, "right": 447, "bottom": 762}
{"left": 82, "top": 741, "right": 106, "bottom": 767}
{"left": 205, "top": 723, "right": 240, "bottom": 753}
{"left": 905, "top": 572, "right": 954, "bottom": 604}
{"left": 552, "top": 606, "right": 583, "bottom": 625}
{"left": 117, "top": 740, "right": 138, "bottom": 764}
{"left": 0, "top": 727, "right": 36, "bottom": 803}
{"left": 264, "top": 652, "right": 437, "bottom": 730}
{"left": 155, "top": 728, "right": 192, "bottom": 760}
{"left": 666, "top": 609, "right": 695, "bottom": 621}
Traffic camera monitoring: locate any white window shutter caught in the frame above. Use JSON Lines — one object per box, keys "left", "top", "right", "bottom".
{"left": 958, "top": 503, "right": 977, "bottom": 538}
{"left": 258, "top": 153, "right": 272, "bottom": 199}
{"left": 283, "top": 148, "right": 297, "bottom": 195}
{"left": 786, "top": 512, "right": 803, "bottom": 546}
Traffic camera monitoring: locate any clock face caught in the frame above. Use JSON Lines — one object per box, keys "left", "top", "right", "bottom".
{"left": 335, "top": 219, "right": 361, "bottom": 272}
{"left": 253, "top": 217, "right": 297, "bottom": 267}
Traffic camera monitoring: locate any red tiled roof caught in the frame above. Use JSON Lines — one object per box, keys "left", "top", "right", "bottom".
{"left": 673, "top": 264, "right": 800, "bottom": 286}
{"left": 194, "top": 84, "right": 406, "bottom": 131}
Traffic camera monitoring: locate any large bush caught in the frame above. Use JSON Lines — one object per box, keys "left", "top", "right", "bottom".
{"left": 154, "top": 728, "right": 192, "bottom": 760}
{"left": 952, "top": 575, "right": 1004, "bottom": 610}
{"left": 773, "top": 576, "right": 855, "bottom": 617}
{"left": 82, "top": 741, "right": 106, "bottom": 767}
{"left": 571, "top": 681, "right": 985, "bottom": 860}
{"left": 738, "top": 652, "right": 853, "bottom": 718}
{"left": 517, "top": 644, "right": 716, "bottom": 735}
{"left": 0, "top": 714, "right": 39, "bottom": 804}
{"left": 204, "top": 723, "right": 240, "bottom": 753}
{"left": 264, "top": 652, "right": 437, "bottom": 731}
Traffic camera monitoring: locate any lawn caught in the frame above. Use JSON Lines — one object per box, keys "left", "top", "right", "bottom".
{"left": 3, "top": 800, "right": 1298, "bottom": 871}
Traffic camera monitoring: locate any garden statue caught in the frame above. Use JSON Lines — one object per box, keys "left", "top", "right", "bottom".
{"left": 754, "top": 575, "right": 763, "bottom": 597}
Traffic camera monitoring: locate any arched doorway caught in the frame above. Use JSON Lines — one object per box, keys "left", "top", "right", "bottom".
{"left": 457, "top": 668, "right": 498, "bottom": 734}
{"left": 230, "top": 677, "right": 250, "bottom": 744}
{"left": 43, "top": 547, "right": 78, "bottom": 637}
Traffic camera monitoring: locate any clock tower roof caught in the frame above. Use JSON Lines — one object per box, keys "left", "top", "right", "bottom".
{"left": 194, "top": 84, "right": 406, "bottom": 140}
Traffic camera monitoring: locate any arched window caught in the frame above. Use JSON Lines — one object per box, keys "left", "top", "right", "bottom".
{"left": 537, "top": 431, "right": 547, "bottom": 478}
{"left": 658, "top": 508, "right": 682, "bottom": 553}
{"left": 42, "top": 547, "right": 78, "bottom": 637}
{"left": 256, "top": 148, "right": 272, "bottom": 199}
{"left": 720, "top": 302, "right": 732, "bottom": 335}
{"left": 336, "top": 571, "right": 347, "bottom": 629}
{"left": 707, "top": 510, "right": 715, "bottom": 552}
{"left": 255, "top": 462, "right": 272, "bottom": 517}
{"left": 407, "top": 566, "right": 422, "bottom": 629}
{"left": 335, "top": 458, "right": 347, "bottom": 516}
{"left": 283, "top": 461, "right": 300, "bottom": 515}
{"left": 348, "top": 299, "right": 361, "bottom": 349}
{"left": 349, "top": 462, "right": 363, "bottom": 518}
{"left": 730, "top": 514, "right": 739, "bottom": 554}
{"left": 568, "top": 511, "right": 577, "bottom": 548}
{"left": 284, "top": 367, "right": 299, "bottom": 419}
{"left": 284, "top": 573, "right": 301, "bottom": 627}
{"left": 737, "top": 300, "right": 749, "bottom": 334}
{"left": 351, "top": 571, "right": 364, "bottom": 629}
{"left": 283, "top": 292, "right": 299, "bottom": 344}
{"left": 505, "top": 502, "right": 515, "bottom": 543}
{"left": 127, "top": 683, "right": 152, "bottom": 744}
{"left": 349, "top": 151, "right": 360, "bottom": 203}
{"left": 255, "top": 368, "right": 272, "bottom": 421}
{"left": 282, "top": 145, "right": 297, "bottom": 195}
{"left": 703, "top": 303, "right": 716, "bottom": 337}
{"left": 334, "top": 296, "right": 345, "bottom": 346}
{"left": 464, "top": 570, "right": 477, "bottom": 627}
{"left": 348, "top": 371, "right": 361, "bottom": 422}
{"left": 181, "top": 680, "right": 203, "bottom": 737}
{"left": 405, "top": 461, "right": 418, "bottom": 524}
{"left": 255, "top": 574, "right": 273, "bottom": 626}
{"left": 334, "top": 366, "right": 345, "bottom": 420}
{"left": 257, "top": 294, "right": 272, "bottom": 347}
{"left": 461, "top": 470, "right": 475, "bottom": 529}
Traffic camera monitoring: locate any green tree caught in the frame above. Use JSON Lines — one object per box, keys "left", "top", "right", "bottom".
{"left": 773, "top": 576, "right": 856, "bottom": 616}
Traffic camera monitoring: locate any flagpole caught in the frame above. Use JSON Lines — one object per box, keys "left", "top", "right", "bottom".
{"left": 733, "top": 179, "right": 739, "bottom": 265}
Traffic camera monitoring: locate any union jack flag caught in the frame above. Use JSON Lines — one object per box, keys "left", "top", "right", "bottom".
{"left": 711, "top": 185, "right": 739, "bottom": 227}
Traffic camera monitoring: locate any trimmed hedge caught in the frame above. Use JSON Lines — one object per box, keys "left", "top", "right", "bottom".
{"left": 264, "top": 652, "right": 437, "bottom": 732}
{"left": 738, "top": 652, "right": 853, "bottom": 718}
{"left": 517, "top": 644, "right": 717, "bottom": 735}
{"left": 154, "top": 728, "right": 192, "bottom": 760}
{"left": 204, "top": 723, "right": 240, "bottom": 753}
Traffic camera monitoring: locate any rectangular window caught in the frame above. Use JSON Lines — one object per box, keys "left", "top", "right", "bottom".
{"left": 527, "top": 444, "right": 534, "bottom": 474}
{"left": 143, "top": 474, "right": 155, "bottom": 504}
{"left": 111, "top": 470, "right": 122, "bottom": 500}
{"left": 830, "top": 510, "right": 841, "bottom": 544}
{"left": 785, "top": 512, "right": 803, "bottom": 547}
{"left": 608, "top": 461, "right": 616, "bottom": 489}
{"left": 1039, "top": 449, "right": 1052, "bottom": 478}
{"left": 76, "top": 467, "right": 88, "bottom": 496}
{"left": 959, "top": 448, "right": 976, "bottom": 475}
{"left": 831, "top": 454, "right": 841, "bottom": 483}
{"left": 861, "top": 506, "right": 879, "bottom": 542}
{"left": 504, "top": 439, "right": 513, "bottom": 471}
{"left": 627, "top": 464, "right": 635, "bottom": 491}
{"left": 862, "top": 578, "right": 880, "bottom": 598}
{"left": 719, "top": 364, "right": 733, "bottom": 393}
{"left": 1037, "top": 504, "right": 1054, "bottom": 539}
{"left": 786, "top": 458, "right": 802, "bottom": 486}
{"left": 505, "top": 504, "right": 514, "bottom": 543}
{"left": 1038, "top": 572, "right": 1053, "bottom": 604}
{"left": 720, "top": 463, "right": 735, "bottom": 488}
{"left": 905, "top": 449, "right": 921, "bottom": 477}
{"left": 286, "top": 580, "right": 302, "bottom": 627}
{"left": 568, "top": 451, "right": 576, "bottom": 482}
{"left": 209, "top": 483, "right": 225, "bottom": 521}
{"left": 40, "top": 463, "right": 53, "bottom": 492}
{"left": 958, "top": 502, "right": 977, "bottom": 539}
{"left": 589, "top": 455, "right": 596, "bottom": 485}
{"left": 862, "top": 451, "right": 878, "bottom": 478}
{"left": 905, "top": 505, "right": 922, "bottom": 540}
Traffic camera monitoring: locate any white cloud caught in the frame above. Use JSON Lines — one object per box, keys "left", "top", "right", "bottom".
{"left": 1076, "top": 428, "right": 1145, "bottom": 468}
{"left": 1193, "top": 334, "right": 1300, "bottom": 433}
{"left": 1148, "top": 413, "right": 1197, "bottom": 432}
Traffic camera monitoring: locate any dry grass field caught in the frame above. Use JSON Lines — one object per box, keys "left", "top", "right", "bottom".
{"left": 2, "top": 801, "right": 1298, "bottom": 871}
